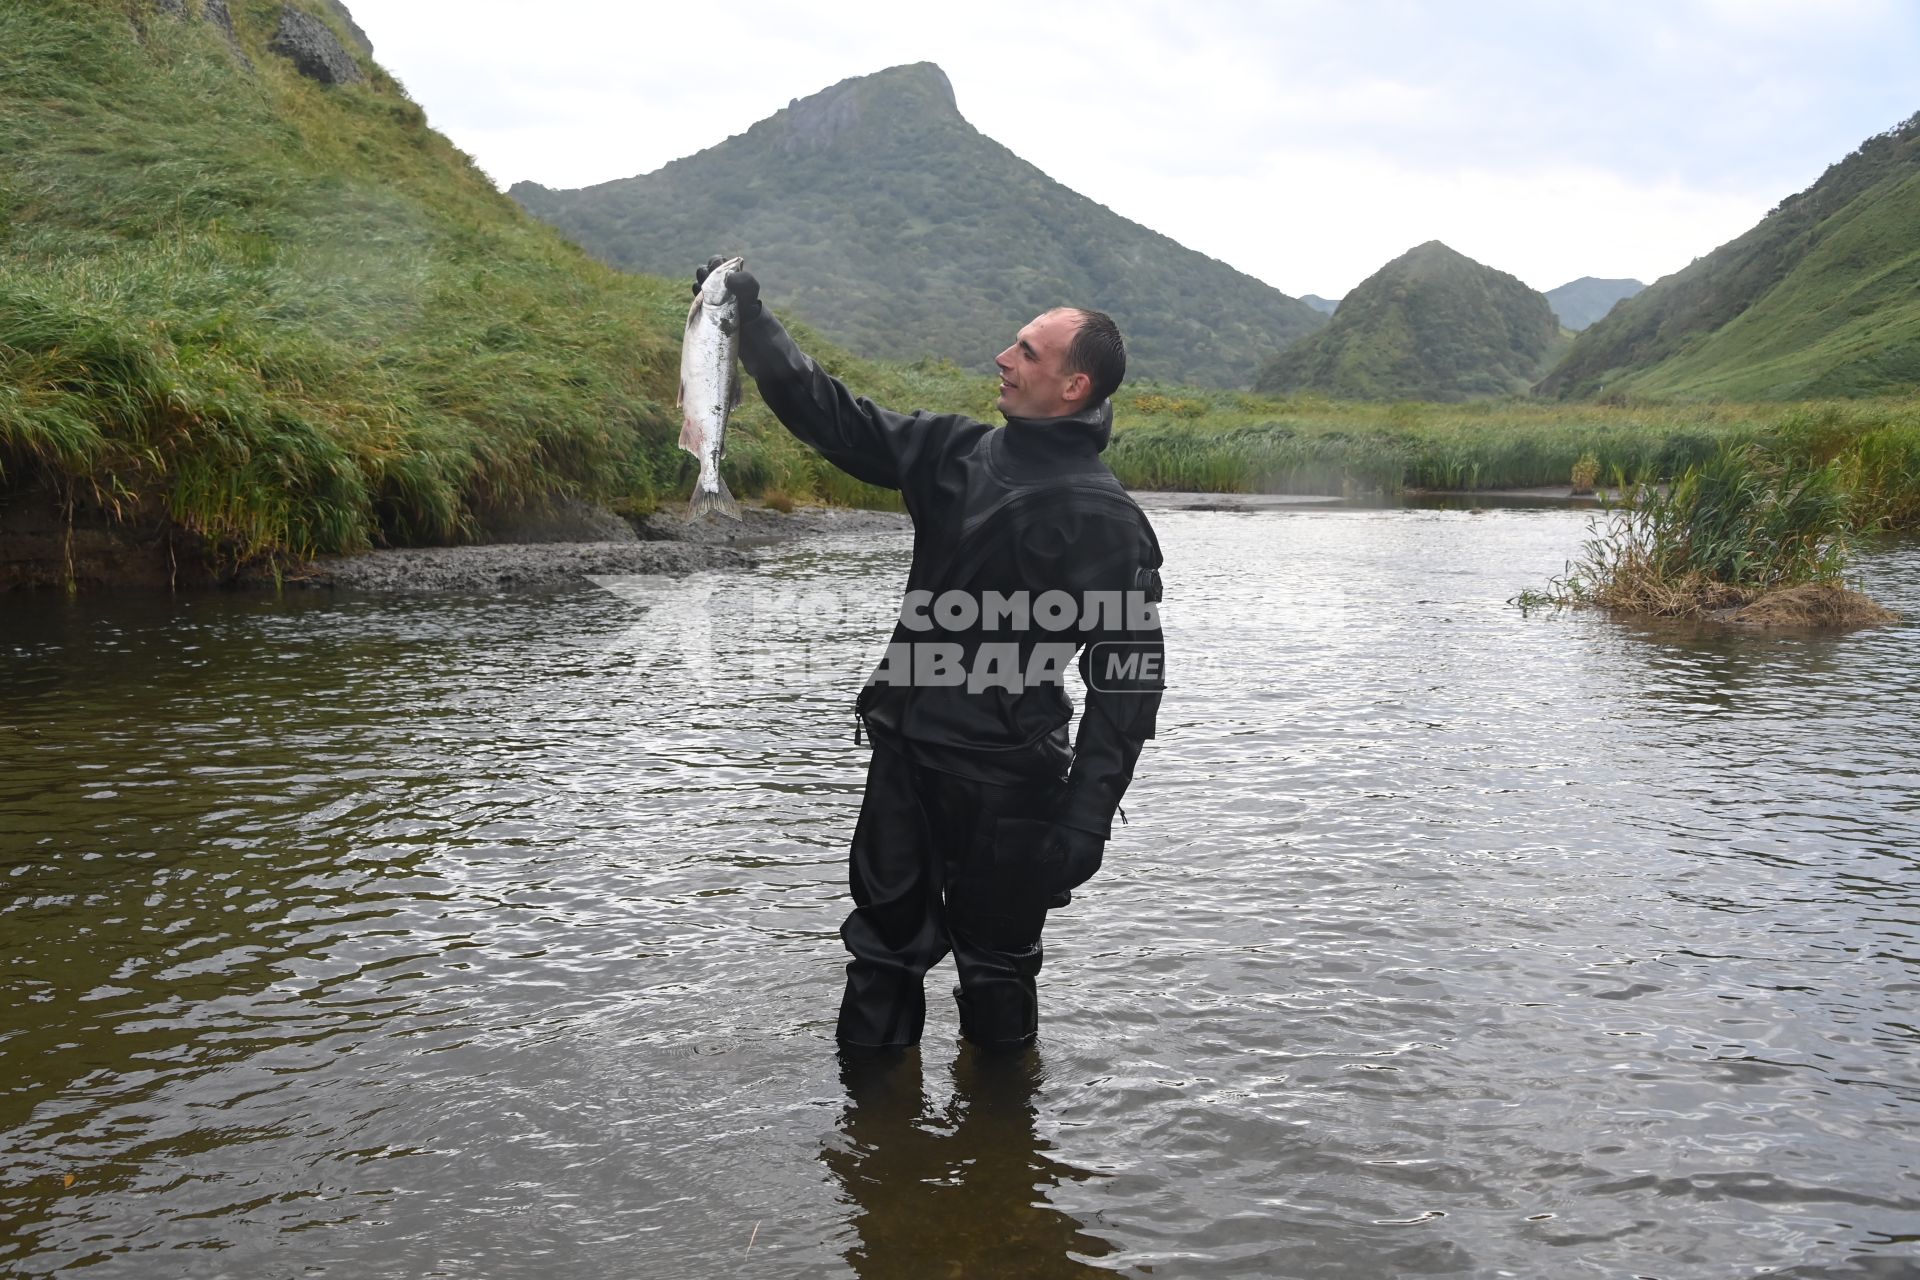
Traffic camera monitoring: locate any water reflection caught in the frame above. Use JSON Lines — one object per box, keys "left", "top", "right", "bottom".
{"left": 825, "top": 1045, "right": 1115, "bottom": 1279}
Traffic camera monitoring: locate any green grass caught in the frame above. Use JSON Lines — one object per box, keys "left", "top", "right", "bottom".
{"left": 1512, "top": 402, "right": 1920, "bottom": 618}
{"left": 1100, "top": 385, "right": 1920, "bottom": 536}
{"left": 725, "top": 363, "right": 1906, "bottom": 508}
{"left": 1769, "top": 399, "right": 1920, "bottom": 532}
{"left": 1, "top": 2, "right": 687, "bottom": 564}
{"left": 1541, "top": 113, "right": 1920, "bottom": 401}
{"left": 1097, "top": 386, "right": 1829, "bottom": 497}
{"left": 1516, "top": 443, "right": 1859, "bottom": 618}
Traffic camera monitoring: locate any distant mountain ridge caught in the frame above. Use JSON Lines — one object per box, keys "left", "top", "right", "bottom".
{"left": 1254, "top": 241, "right": 1566, "bottom": 401}
{"left": 1540, "top": 111, "right": 1920, "bottom": 399}
{"left": 511, "top": 63, "right": 1327, "bottom": 388}
{"left": 1544, "top": 277, "right": 1644, "bottom": 331}
{"left": 1300, "top": 294, "right": 1342, "bottom": 315}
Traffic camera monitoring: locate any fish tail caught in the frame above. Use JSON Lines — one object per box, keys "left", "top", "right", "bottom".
{"left": 686, "top": 471, "right": 742, "bottom": 523}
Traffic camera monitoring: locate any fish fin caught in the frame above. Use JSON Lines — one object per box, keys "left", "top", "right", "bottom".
{"left": 678, "top": 414, "right": 702, "bottom": 453}
{"left": 686, "top": 473, "right": 743, "bottom": 523}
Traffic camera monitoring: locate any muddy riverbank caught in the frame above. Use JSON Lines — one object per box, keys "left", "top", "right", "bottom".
{"left": 298, "top": 502, "right": 912, "bottom": 593}
{"left": 0, "top": 487, "right": 911, "bottom": 592}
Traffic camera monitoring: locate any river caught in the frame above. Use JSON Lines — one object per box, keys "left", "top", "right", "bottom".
{"left": 3, "top": 500, "right": 1918, "bottom": 1278}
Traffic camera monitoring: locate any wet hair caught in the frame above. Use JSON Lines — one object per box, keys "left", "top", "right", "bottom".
{"left": 1059, "top": 308, "right": 1126, "bottom": 405}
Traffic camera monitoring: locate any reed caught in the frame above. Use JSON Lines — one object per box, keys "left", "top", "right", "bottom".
{"left": 1517, "top": 442, "right": 1870, "bottom": 618}
{"left": 1766, "top": 400, "right": 1920, "bottom": 532}
{"left": 1095, "top": 386, "right": 1791, "bottom": 496}
{"left": 1097, "top": 389, "right": 1920, "bottom": 539}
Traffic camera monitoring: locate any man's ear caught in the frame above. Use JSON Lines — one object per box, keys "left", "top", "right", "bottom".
{"left": 1063, "top": 371, "right": 1093, "bottom": 405}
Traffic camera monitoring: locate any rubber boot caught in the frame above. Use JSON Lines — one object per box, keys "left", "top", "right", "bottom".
{"left": 954, "top": 980, "right": 1037, "bottom": 1052}
{"left": 838, "top": 965, "right": 927, "bottom": 1051}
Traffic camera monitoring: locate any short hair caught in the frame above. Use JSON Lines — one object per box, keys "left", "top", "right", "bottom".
{"left": 1059, "top": 308, "right": 1126, "bottom": 405}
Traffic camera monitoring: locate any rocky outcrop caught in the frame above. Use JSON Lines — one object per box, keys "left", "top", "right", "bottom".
{"left": 200, "top": 0, "right": 236, "bottom": 39}
{"left": 781, "top": 85, "right": 863, "bottom": 155}
{"left": 146, "top": 0, "right": 251, "bottom": 68}
{"left": 268, "top": 5, "right": 363, "bottom": 85}
{"left": 317, "top": 0, "right": 373, "bottom": 57}
{"left": 778, "top": 62, "right": 956, "bottom": 154}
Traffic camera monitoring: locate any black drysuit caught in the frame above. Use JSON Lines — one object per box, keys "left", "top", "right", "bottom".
{"left": 739, "top": 309, "right": 1165, "bottom": 1049}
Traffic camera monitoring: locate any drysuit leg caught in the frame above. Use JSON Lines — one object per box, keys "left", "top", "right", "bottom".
{"left": 837, "top": 748, "right": 1063, "bottom": 1051}
{"left": 925, "top": 772, "right": 1059, "bottom": 1051}
{"left": 837, "top": 745, "right": 949, "bottom": 1049}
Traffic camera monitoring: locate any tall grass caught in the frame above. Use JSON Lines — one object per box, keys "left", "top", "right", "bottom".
{"left": 1518, "top": 442, "right": 1861, "bottom": 617}
{"left": 0, "top": 2, "right": 681, "bottom": 565}
{"left": 1097, "top": 385, "right": 1796, "bottom": 497}
{"left": 1766, "top": 400, "right": 1920, "bottom": 532}
{"left": 1095, "top": 385, "right": 1920, "bottom": 539}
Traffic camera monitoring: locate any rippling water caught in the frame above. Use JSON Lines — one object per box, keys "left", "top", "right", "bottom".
{"left": 4, "top": 503, "right": 1919, "bottom": 1279}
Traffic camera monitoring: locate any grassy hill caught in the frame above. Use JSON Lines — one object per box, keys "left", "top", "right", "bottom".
{"left": 1538, "top": 112, "right": 1920, "bottom": 400}
{"left": 1543, "top": 277, "right": 1644, "bottom": 331}
{"left": 1252, "top": 242, "right": 1568, "bottom": 401}
{"left": 0, "top": 0, "right": 713, "bottom": 572}
{"left": 510, "top": 63, "right": 1327, "bottom": 388}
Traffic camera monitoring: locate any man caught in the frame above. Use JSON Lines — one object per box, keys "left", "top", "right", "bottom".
{"left": 695, "top": 258, "right": 1164, "bottom": 1054}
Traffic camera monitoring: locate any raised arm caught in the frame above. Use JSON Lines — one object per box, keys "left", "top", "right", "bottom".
{"left": 702, "top": 260, "right": 971, "bottom": 494}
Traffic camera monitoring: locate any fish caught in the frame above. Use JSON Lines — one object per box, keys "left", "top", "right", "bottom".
{"left": 678, "top": 255, "right": 746, "bottom": 521}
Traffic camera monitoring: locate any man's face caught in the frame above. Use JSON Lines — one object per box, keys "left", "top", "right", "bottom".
{"left": 995, "top": 310, "right": 1087, "bottom": 419}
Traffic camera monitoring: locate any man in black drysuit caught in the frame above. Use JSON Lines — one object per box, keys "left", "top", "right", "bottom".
{"left": 696, "top": 258, "right": 1165, "bottom": 1053}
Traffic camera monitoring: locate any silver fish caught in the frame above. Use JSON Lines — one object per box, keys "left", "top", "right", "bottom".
{"left": 678, "top": 255, "right": 746, "bottom": 521}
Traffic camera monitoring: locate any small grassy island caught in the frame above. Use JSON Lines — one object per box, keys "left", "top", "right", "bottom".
{"left": 1514, "top": 423, "right": 1909, "bottom": 627}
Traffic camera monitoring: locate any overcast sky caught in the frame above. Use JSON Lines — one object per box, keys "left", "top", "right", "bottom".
{"left": 339, "top": 0, "right": 1917, "bottom": 299}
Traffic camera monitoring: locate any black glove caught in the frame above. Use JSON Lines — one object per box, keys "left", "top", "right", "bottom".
{"left": 1041, "top": 824, "right": 1105, "bottom": 909}
{"left": 692, "top": 255, "right": 761, "bottom": 320}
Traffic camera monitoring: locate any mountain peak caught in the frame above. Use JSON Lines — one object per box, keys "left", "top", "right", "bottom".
{"left": 1396, "top": 240, "right": 1475, "bottom": 272}
{"left": 775, "top": 62, "right": 959, "bottom": 153}
{"left": 511, "top": 62, "right": 1324, "bottom": 386}
{"left": 1255, "top": 243, "right": 1562, "bottom": 400}
{"left": 1543, "top": 277, "right": 1645, "bottom": 331}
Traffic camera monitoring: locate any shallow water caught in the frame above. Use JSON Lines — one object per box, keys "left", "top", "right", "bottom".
{"left": 4, "top": 504, "right": 1919, "bottom": 1279}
